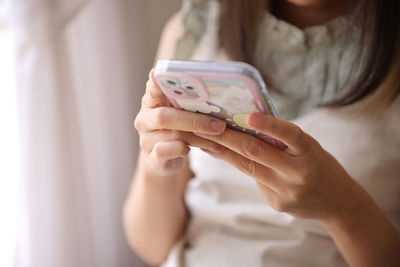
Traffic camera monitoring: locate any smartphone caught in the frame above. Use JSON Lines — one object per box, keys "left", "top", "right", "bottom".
{"left": 154, "top": 59, "right": 286, "bottom": 150}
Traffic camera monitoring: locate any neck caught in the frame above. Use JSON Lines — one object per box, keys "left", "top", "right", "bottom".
{"left": 273, "top": 0, "right": 352, "bottom": 29}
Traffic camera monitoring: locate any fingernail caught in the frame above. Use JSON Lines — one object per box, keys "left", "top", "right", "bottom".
{"left": 210, "top": 119, "right": 225, "bottom": 132}
{"left": 248, "top": 113, "right": 264, "bottom": 127}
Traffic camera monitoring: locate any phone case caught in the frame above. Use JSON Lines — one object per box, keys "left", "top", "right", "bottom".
{"left": 154, "top": 59, "right": 286, "bottom": 150}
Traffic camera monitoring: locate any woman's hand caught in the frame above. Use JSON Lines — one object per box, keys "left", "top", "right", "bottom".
{"left": 194, "top": 112, "right": 368, "bottom": 225}
{"left": 134, "top": 70, "right": 226, "bottom": 177}
{"left": 196, "top": 112, "right": 400, "bottom": 267}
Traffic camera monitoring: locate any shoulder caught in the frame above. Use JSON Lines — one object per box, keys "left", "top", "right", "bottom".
{"left": 155, "top": 0, "right": 216, "bottom": 61}
{"left": 174, "top": 0, "right": 218, "bottom": 59}
{"left": 154, "top": 11, "right": 183, "bottom": 62}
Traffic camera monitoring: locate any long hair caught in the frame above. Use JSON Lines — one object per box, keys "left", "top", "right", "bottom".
{"left": 218, "top": 0, "right": 400, "bottom": 108}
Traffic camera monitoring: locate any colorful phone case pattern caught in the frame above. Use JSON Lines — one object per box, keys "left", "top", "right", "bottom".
{"left": 155, "top": 72, "right": 286, "bottom": 150}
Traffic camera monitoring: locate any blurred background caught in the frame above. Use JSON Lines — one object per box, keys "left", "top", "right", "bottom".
{"left": 0, "top": 0, "right": 181, "bottom": 266}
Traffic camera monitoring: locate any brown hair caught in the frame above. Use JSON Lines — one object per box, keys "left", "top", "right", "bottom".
{"left": 218, "top": 0, "right": 400, "bottom": 108}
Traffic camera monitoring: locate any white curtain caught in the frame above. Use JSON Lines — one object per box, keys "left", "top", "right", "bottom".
{"left": 11, "top": 0, "right": 181, "bottom": 266}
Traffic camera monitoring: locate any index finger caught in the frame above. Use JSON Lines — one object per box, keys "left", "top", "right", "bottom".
{"left": 141, "top": 106, "right": 226, "bottom": 135}
{"left": 194, "top": 128, "right": 291, "bottom": 170}
{"left": 247, "top": 113, "right": 311, "bottom": 154}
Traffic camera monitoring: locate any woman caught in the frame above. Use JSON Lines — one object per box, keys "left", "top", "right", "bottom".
{"left": 124, "top": 0, "right": 400, "bottom": 266}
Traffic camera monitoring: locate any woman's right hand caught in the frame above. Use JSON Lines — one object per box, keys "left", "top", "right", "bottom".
{"left": 134, "top": 70, "right": 226, "bottom": 177}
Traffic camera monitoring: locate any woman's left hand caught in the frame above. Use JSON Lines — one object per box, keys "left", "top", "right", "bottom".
{"left": 194, "top": 112, "right": 367, "bottom": 225}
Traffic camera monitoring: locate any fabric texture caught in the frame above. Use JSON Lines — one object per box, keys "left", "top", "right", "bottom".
{"left": 162, "top": 0, "right": 400, "bottom": 267}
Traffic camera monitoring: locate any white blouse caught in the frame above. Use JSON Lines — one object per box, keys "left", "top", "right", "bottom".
{"left": 162, "top": 1, "right": 400, "bottom": 266}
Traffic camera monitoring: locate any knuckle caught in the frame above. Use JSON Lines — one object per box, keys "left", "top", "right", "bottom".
{"left": 292, "top": 167, "right": 311, "bottom": 185}
{"left": 152, "top": 143, "right": 164, "bottom": 158}
{"left": 146, "top": 79, "right": 152, "bottom": 89}
{"left": 139, "top": 136, "right": 146, "bottom": 150}
{"left": 189, "top": 116, "right": 203, "bottom": 131}
{"left": 139, "top": 137, "right": 152, "bottom": 154}
{"left": 178, "top": 142, "right": 190, "bottom": 155}
{"left": 134, "top": 113, "right": 143, "bottom": 131}
{"left": 289, "top": 125, "right": 304, "bottom": 144}
{"left": 154, "top": 107, "right": 171, "bottom": 126}
{"left": 271, "top": 199, "right": 289, "bottom": 212}
{"left": 242, "top": 141, "right": 263, "bottom": 158}
{"left": 237, "top": 159, "right": 257, "bottom": 176}
{"left": 211, "top": 143, "right": 224, "bottom": 153}
{"left": 141, "top": 93, "right": 152, "bottom": 107}
{"left": 213, "top": 131, "right": 226, "bottom": 142}
{"left": 146, "top": 80, "right": 156, "bottom": 97}
{"left": 168, "top": 130, "right": 184, "bottom": 140}
{"left": 288, "top": 186, "right": 305, "bottom": 202}
{"left": 264, "top": 118, "right": 279, "bottom": 133}
{"left": 191, "top": 115, "right": 213, "bottom": 133}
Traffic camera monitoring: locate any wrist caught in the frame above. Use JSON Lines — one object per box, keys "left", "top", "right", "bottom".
{"left": 320, "top": 181, "right": 377, "bottom": 232}
{"left": 318, "top": 182, "right": 400, "bottom": 267}
{"left": 132, "top": 153, "right": 183, "bottom": 202}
